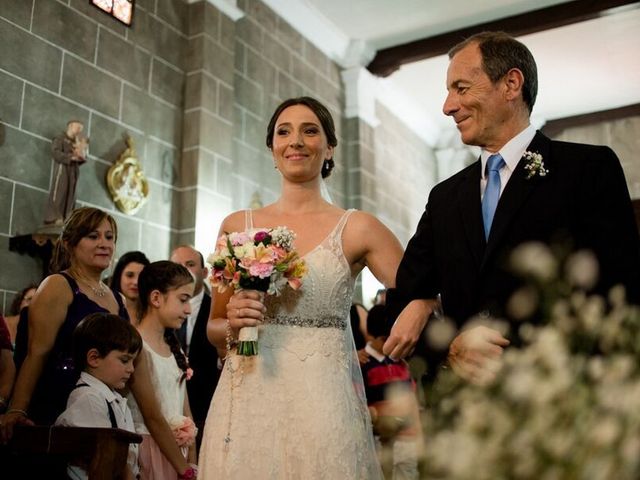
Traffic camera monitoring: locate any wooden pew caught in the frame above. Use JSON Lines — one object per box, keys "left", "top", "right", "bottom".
{"left": 6, "top": 424, "right": 142, "bottom": 479}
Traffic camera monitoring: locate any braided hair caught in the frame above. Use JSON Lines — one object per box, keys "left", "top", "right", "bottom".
{"left": 138, "top": 260, "right": 193, "bottom": 383}
{"left": 165, "top": 329, "right": 190, "bottom": 383}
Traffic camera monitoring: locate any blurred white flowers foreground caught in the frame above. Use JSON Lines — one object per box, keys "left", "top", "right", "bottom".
{"left": 420, "top": 242, "right": 640, "bottom": 480}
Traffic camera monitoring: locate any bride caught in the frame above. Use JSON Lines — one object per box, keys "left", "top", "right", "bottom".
{"left": 198, "top": 97, "right": 425, "bottom": 479}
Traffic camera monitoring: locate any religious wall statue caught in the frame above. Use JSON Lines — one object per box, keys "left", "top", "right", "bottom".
{"left": 43, "top": 120, "right": 87, "bottom": 226}
{"left": 106, "top": 136, "right": 149, "bottom": 215}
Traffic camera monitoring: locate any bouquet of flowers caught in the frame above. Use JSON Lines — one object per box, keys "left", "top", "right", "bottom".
{"left": 208, "top": 226, "right": 307, "bottom": 355}
{"left": 168, "top": 415, "right": 198, "bottom": 448}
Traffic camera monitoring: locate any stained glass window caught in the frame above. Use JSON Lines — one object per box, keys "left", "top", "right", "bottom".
{"left": 90, "top": 0, "right": 134, "bottom": 26}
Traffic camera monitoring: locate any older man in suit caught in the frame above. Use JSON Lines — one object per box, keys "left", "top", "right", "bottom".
{"left": 170, "top": 245, "right": 219, "bottom": 446}
{"left": 385, "top": 31, "right": 640, "bottom": 385}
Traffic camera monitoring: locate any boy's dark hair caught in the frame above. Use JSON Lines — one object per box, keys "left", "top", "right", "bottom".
{"left": 367, "top": 305, "right": 392, "bottom": 339}
{"left": 73, "top": 313, "right": 142, "bottom": 371}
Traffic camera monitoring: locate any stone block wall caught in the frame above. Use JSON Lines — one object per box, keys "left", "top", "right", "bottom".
{"left": 343, "top": 104, "right": 438, "bottom": 301}
{"left": 175, "top": 1, "right": 236, "bottom": 251}
{"left": 373, "top": 104, "right": 438, "bottom": 245}
{"left": 229, "top": 0, "right": 345, "bottom": 214}
{"left": 0, "top": 0, "right": 353, "bottom": 311}
{"left": 344, "top": 106, "right": 438, "bottom": 246}
{"left": 175, "top": 0, "right": 347, "bottom": 256}
{"left": 0, "top": 0, "right": 441, "bottom": 312}
{"left": 0, "top": 0, "right": 188, "bottom": 311}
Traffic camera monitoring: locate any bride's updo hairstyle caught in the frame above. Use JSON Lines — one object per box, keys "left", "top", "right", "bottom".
{"left": 266, "top": 96, "right": 338, "bottom": 179}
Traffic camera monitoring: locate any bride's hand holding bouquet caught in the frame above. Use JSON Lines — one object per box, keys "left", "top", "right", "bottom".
{"left": 208, "top": 227, "right": 307, "bottom": 355}
{"left": 225, "top": 290, "right": 266, "bottom": 354}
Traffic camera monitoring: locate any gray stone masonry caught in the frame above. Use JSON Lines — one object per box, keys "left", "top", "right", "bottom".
{"left": 0, "top": 0, "right": 187, "bottom": 306}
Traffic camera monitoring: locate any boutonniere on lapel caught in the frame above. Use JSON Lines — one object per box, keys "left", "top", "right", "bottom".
{"left": 522, "top": 151, "right": 548, "bottom": 179}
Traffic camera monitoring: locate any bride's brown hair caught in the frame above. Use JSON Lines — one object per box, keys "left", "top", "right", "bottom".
{"left": 266, "top": 96, "right": 337, "bottom": 178}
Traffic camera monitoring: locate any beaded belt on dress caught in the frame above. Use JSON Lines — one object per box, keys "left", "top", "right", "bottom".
{"left": 264, "top": 314, "right": 347, "bottom": 329}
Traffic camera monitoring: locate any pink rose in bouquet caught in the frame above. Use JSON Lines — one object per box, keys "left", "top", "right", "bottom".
{"left": 208, "top": 226, "right": 306, "bottom": 355}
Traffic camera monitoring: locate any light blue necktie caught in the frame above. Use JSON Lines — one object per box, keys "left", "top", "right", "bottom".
{"left": 482, "top": 153, "right": 505, "bottom": 240}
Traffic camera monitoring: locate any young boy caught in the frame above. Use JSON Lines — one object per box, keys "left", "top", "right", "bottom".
{"left": 362, "top": 305, "right": 422, "bottom": 480}
{"left": 55, "top": 313, "right": 142, "bottom": 480}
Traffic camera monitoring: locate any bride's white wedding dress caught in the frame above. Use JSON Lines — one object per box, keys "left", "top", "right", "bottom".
{"left": 198, "top": 209, "right": 382, "bottom": 479}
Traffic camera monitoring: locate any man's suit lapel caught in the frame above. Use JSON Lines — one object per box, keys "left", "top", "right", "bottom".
{"left": 457, "top": 161, "right": 485, "bottom": 270}
{"left": 482, "top": 131, "right": 551, "bottom": 269}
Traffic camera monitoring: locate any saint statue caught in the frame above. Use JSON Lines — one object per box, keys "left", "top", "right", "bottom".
{"left": 43, "top": 120, "right": 87, "bottom": 226}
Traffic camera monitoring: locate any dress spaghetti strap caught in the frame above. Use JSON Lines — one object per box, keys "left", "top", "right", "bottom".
{"left": 325, "top": 208, "right": 356, "bottom": 255}
{"left": 333, "top": 209, "right": 355, "bottom": 240}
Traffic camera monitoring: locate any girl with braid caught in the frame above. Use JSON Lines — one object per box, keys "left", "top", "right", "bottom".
{"left": 129, "top": 261, "right": 198, "bottom": 479}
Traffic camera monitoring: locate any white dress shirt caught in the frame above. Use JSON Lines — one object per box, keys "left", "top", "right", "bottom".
{"left": 185, "top": 288, "right": 204, "bottom": 353}
{"left": 480, "top": 124, "right": 537, "bottom": 199}
{"left": 55, "top": 371, "right": 139, "bottom": 480}
{"left": 364, "top": 342, "right": 387, "bottom": 363}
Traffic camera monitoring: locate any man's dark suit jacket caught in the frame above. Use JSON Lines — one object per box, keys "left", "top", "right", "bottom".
{"left": 182, "top": 292, "right": 219, "bottom": 429}
{"left": 387, "top": 131, "right": 640, "bottom": 377}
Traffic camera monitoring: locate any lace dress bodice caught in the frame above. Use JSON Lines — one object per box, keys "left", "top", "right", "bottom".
{"left": 260, "top": 209, "right": 354, "bottom": 361}
{"left": 198, "top": 209, "right": 382, "bottom": 479}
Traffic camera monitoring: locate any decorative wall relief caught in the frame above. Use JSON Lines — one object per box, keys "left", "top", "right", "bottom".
{"left": 106, "top": 136, "right": 149, "bottom": 215}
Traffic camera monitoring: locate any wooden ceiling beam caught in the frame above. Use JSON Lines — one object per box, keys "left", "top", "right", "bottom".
{"left": 367, "top": 0, "right": 640, "bottom": 77}
{"left": 541, "top": 103, "right": 640, "bottom": 137}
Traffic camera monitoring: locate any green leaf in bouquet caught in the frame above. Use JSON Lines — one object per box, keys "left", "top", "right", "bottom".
{"left": 225, "top": 235, "right": 235, "bottom": 257}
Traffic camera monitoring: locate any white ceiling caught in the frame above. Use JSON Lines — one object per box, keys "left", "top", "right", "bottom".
{"left": 304, "top": 0, "right": 568, "bottom": 50}
{"left": 263, "top": 0, "right": 640, "bottom": 135}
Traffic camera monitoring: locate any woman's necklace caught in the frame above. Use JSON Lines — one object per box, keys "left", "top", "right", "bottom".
{"left": 82, "top": 280, "right": 107, "bottom": 297}
{"left": 69, "top": 269, "right": 107, "bottom": 297}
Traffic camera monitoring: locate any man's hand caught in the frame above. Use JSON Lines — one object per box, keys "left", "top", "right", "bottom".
{"left": 383, "top": 299, "right": 435, "bottom": 360}
{"left": 448, "top": 325, "right": 510, "bottom": 385}
{"left": 357, "top": 349, "right": 370, "bottom": 365}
